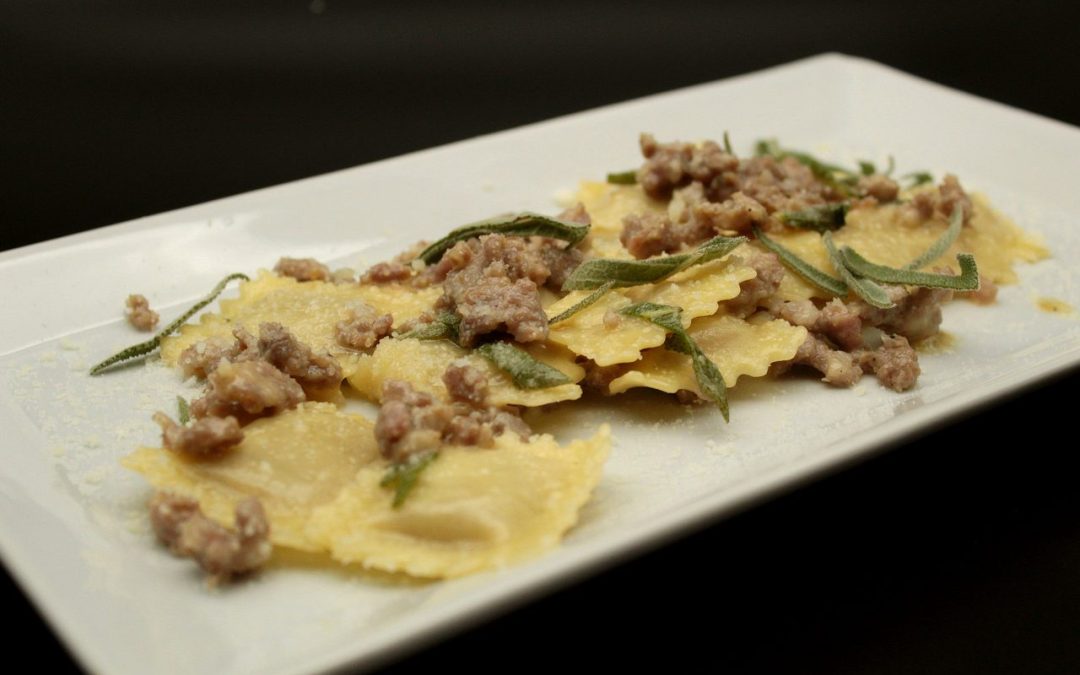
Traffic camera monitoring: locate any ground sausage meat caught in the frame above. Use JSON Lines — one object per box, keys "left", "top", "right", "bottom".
{"left": 153, "top": 412, "right": 244, "bottom": 455}
{"left": 910, "top": 174, "right": 974, "bottom": 225}
{"left": 442, "top": 361, "right": 489, "bottom": 406}
{"left": 190, "top": 360, "right": 305, "bottom": 420}
{"left": 336, "top": 303, "right": 393, "bottom": 350}
{"left": 125, "top": 294, "right": 159, "bottom": 331}
{"left": 430, "top": 234, "right": 555, "bottom": 346}
{"left": 149, "top": 492, "right": 271, "bottom": 584}
{"left": 774, "top": 298, "right": 864, "bottom": 351}
{"left": 636, "top": 133, "right": 739, "bottom": 200}
{"left": 855, "top": 334, "right": 921, "bottom": 392}
{"left": 177, "top": 335, "right": 237, "bottom": 379}
{"left": 273, "top": 257, "right": 331, "bottom": 282}
{"left": 725, "top": 251, "right": 786, "bottom": 317}
{"left": 252, "top": 322, "right": 342, "bottom": 390}
{"left": 361, "top": 261, "right": 413, "bottom": 284}
{"left": 374, "top": 378, "right": 530, "bottom": 463}
{"left": 783, "top": 333, "right": 863, "bottom": 387}
{"left": 856, "top": 285, "right": 953, "bottom": 343}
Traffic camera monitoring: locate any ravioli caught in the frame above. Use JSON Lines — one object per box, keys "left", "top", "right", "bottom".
{"left": 544, "top": 257, "right": 756, "bottom": 366}
{"left": 124, "top": 403, "right": 610, "bottom": 578}
{"left": 608, "top": 313, "right": 808, "bottom": 395}
{"left": 159, "top": 272, "right": 441, "bottom": 379}
{"left": 348, "top": 337, "right": 584, "bottom": 407}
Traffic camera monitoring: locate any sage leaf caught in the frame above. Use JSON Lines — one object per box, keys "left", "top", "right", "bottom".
{"left": 618, "top": 302, "right": 729, "bottom": 421}
{"left": 475, "top": 342, "right": 571, "bottom": 389}
{"left": 777, "top": 202, "right": 849, "bottom": 233}
{"left": 723, "top": 130, "right": 734, "bottom": 154}
{"left": 840, "top": 247, "right": 980, "bottom": 291}
{"left": 903, "top": 171, "right": 933, "bottom": 187}
{"left": 548, "top": 282, "right": 615, "bottom": 325}
{"left": 822, "top": 233, "right": 894, "bottom": 309}
{"left": 90, "top": 272, "right": 250, "bottom": 375}
{"left": 905, "top": 207, "right": 963, "bottom": 270}
{"left": 417, "top": 213, "right": 590, "bottom": 265}
{"left": 561, "top": 235, "right": 745, "bottom": 291}
{"left": 396, "top": 310, "right": 461, "bottom": 342}
{"left": 177, "top": 396, "right": 190, "bottom": 425}
{"left": 606, "top": 170, "right": 637, "bottom": 185}
{"left": 380, "top": 451, "right": 439, "bottom": 508}
{"left": 751, "top": 225, "right": 847, "bottom": 297}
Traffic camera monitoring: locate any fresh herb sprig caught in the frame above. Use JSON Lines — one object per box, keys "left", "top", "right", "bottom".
{"left": 177, "top": 396, "right": 190, "bottom": 425}
{"left": 416, "top": 213, "right": 590, "bottom": 265}
{"left": 905, "top": 207, "right": 963, "bottom": 271}
{"left": 777, "top": 202, "right": 850, "bottom": 233}
{"left": 552, "top": 235, "right": 745, "bottom": 324}
{"left": 751, "top": 225, "right": 847, "bottom": 296}
{"left": 89, "top": 272, "right": 249, "bottom": 375}
{"left": 396, "top": 310, "right": 461, "bottom": 342}
{"left": 840, "top": 247, "right": 980, "bottom": 291}
{"left": 380, "top": 451, "right": 439, "bottom": 508}
{"left": 822, "top": 233, "right": 894, "bottom": 309}
{"left": 475, "top": 342, "right": 572, "bottom": 389}
{"left": 618, "top": 302, "right": 729, "bottom": 421}
{"left": 606, "top": 171, "right": 637, "bottom": 185}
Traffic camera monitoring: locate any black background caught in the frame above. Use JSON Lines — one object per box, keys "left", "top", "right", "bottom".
{"left": 3, "top": 2, "right": 1079, "bottom": 673}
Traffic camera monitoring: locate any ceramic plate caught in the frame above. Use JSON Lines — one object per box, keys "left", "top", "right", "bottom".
{"left": 1, "top": 53, "right": 1078, "bottom": 674}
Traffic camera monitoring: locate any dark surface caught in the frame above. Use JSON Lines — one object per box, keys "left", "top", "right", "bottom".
{"left": 2, "top": 2, "right": 1078, "bottom": 673}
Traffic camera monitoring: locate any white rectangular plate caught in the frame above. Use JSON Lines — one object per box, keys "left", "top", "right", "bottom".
{"left": 1, "top": 53, "right": 1078, "bottom": 675}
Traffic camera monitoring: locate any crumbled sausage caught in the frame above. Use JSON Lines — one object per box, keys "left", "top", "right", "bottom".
{"left": 775, "top": 298, "right": 864, "bottom": 351}
{"left": 125, "top": 294, "right": 159, "bottom": 331}
{"left": 374, "top": 378, "right": 530, "bottom": 463}
{"left": 557, "top": 202, "right": 592, "bottom": 225}
{"left": 190, "top": 360, "right": 305, "bottom": 419}
{"left": 855, "top": 334, "right": 921, "bottom": 392}
{"left": 149, "top": 492, "right": 271, "bottom": 584}
{"left": 724, "top": 251, "right": 786, "bottom": 317}
{"left": 273, "top": 257, "right": 331, "bottom": 282}
{"left": 856, "top": 285, "right": 953, "bottom": 343}
{"left": 253, "top": 322, "right": 342, "bottom": 390}
{"left": 857, "top": 174, "right": 900, "bottom": 203}
{"left": 783, "top": 333, "right": 863, "bottom": 387}
{"left": 442, "top": 361, "right": 489, "bottom": 406}
{"left": 335, "top": 303, "right": 393, "bottom": 350}
{"left": 909, "top": 174, "right": 973, "bottom": 225}
{"left": 361, "top": 261, "right": 413, "bottom": 284}
{"left": 734, "top": 155, "right": 836, "bottom": 214}
{"left": 177, "top": 335, "right": 237, "bottom": 379}
{"left": 430, "top": 234, "right": 553, "bottom": 346}
{"left": 636, "top": 133, "right": 739, "bottom": 200}
{"left": 153, "top": 412, "right": 244, "bottom": 455}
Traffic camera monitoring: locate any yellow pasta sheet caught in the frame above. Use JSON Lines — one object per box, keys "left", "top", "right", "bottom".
{"left": 160, "top": 272, "right": 441, "bottom": 379}
{"left": 124, "top": 403, "right": 611, "bottom": 578}
{"left": 545, "top": 257, "right": 756, "bottom": 367}
{"left": 768, "top": 192, "right": 1048, "bottom": 302}
{"left": 348, "top": 337, "right": 584, "bottom": 407}
{"left": 608, "top": 313, "right": 808, "bottom": 395}
{"left": 575, "top": 181, "right": 664, "bottom": 260}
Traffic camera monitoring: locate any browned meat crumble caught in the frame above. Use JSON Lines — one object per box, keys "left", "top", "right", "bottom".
{"left": 125, "top": 294, "right": 159, "bottom": 331}
{"left": 255, "top": 322, "right": 342, "bottom": 391}
{"left": 909, "top": 174, "right": 974, "bottom": 225}
{"left": 190, "top": 360, "right": 306, "bottom": 420}
{"left": 149, "top": 491, "right": 271, "bottom": 584}
{"left": 361, "top": 261, "right": 413, "bottom": 284}
{"left": 374, "top": 375, "right": 530, "bottom": 463}
{"left": 336, "top": 303, "right": 394, "bottom": 350}
{"left": 153, "top": 412, "right": 244, "bottom": 455}
{"left": 725, "top": 251, "right": 785, "bottom": 317}
{"left": 273, "top": 257, "right": 331, "bottom": 282}
{"left": 426, "top": 234, "right": 570, "bottom": 346}
{"left": 855, "top": 334, "right": 921, "bottom": 392}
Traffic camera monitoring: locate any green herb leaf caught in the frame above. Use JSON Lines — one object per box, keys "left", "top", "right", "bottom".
{"left": 840, "top": 247, "right": 980, "bottom": 291}
{"left": 858, "top": 160, "right": 876, "bottom": 176}
{"left": 396, "top": 310, "right": 461, "bottom": 342}
{"left": 417, "top": 213, "right": 590, "bottom": 265}
{"left": 822, "top": 233, "right": 895, "bottom": 309}
{"left": 177, "top": 396, "right": 190, "bottom": 425}
{"left": 548, "top": 282, "right": 615, "bottom": 325}
{"left": 723, "top": 131, "right": 734, "bottom": 154}
{"left": 90, "top": 273, "right": 250, "bottom": 375}
{"left": 905, "top": 207, "right": 963, "bottom": 270}
{"left": 606, "top": 170, "right": 637, "bottom": 185}
{"left": 380, "top": 451, "right": 439, "bottom": 508}
{"left": 475, "top": 342, "right": 571, "bottom": 389}
{"left": 751, "top": 225, "right": 847, "bottom": 296}
{"left": 902, "top": 171, "right": 933, "bottom": 187}
{"left": 777, "top": 202, "right": 849, "bottom": 233}
{"left": 618, "top": 302, "right": 729, "bottom": 421}
{"left": 562, "top": 235, "right": 745, "bottom": 291}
